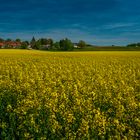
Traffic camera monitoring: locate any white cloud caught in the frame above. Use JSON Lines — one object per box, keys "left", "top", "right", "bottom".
{"left": 103, "top": 22, "right": 137, "bottom": 29}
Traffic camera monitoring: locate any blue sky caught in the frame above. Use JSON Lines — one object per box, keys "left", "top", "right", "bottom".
{"left": 0, "top": 0, "right": 140, "bottom": 45}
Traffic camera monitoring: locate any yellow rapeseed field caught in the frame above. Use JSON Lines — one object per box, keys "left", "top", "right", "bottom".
{"left": 0, "top": 50, "right": 140, "bottom": 139}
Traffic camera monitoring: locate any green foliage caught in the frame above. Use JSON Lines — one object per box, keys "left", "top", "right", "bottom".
{"left": 39, "top": 38, "right": 48, "bottom": 45}
{"left": 127, "top": 43, "right": 140, "bottom": 47}
{"left": 30, "top": 38, "right": 54, "bottom": 50}
{"left": 53, "top": 42, "right": 60, "bottom": 50}
{"left": 20, "top": 41, "right": 28, "bottom": 49}
{"left": 59, "top": 38, "right": 74, "bottom": 51}
{"left": 15, "top": 39, "right": 21, "bottom": 43}
{"left": 78, "top": 40, "right": 86, "bottom": 48}
{"left": 34, "top": 40, "right": 42, "bottom": 50}
{"left": 47, "top": 38, "right": 53, "bottom": 50}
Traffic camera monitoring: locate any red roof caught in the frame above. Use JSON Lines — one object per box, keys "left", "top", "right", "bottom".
{"left": 0, "top": 41, "right": 21, "bottom": 47}
{"left": 6, "top": 41, "right": 21, "bottom": 46}
{"left": 0, "top": 42, "right": 4, "bottom": 46}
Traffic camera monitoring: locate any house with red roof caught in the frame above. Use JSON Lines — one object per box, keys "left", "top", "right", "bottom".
{"left": 0, "top": 41, "right": 21, "bottom": 48}
{"left": 0, "top": 42, "right": 4, "bottom": 48}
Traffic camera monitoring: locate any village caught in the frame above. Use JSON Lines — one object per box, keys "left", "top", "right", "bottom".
{"left": 0, "top": 37, "right": 86, "bottom": 50}
{"left": 0, "top": 41, "right": 21, "bottom": 49}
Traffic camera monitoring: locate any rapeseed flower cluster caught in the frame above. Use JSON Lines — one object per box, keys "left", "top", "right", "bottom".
{"left": 0, "top": 50, "right": 140, "bottom": 139}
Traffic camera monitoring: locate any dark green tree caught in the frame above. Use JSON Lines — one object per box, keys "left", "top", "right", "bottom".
{"left": 24, "top": 41, "right": 30, "bottom": 45}
{"left": 78, "top": 40, "right": 86, "bottom": 48}
{"left": 53, "top": 42, "right": 60, "bottom": 50}
{"left": 137, "top": 43, "right": 140, "bottom": 47}
{"left": 47, "top": 38, "right": 53, "bottom": 50}
{"left": 39, "top": 38, "right": 48, "bottom": 45}
{"left": 20, "top": 41, "right": 28, "bottom": 49}
{"left": 34, "top": 39, "right": 42, "bottom": 50}
{"left": 59, "top": 38, "right": 74, "bottom": 51}
{"left": 15, "top": 38, "right": 21, "bottom": 42}
{"left": 127, "top": 43, "right": 140, "bottom": 47}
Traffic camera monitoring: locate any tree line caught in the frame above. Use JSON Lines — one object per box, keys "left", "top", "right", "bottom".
{"left": 0, "top": 37, "right": 87, "bottom": 51}
{"left": 127, "top": 43, "right": 140, "bottom": 48}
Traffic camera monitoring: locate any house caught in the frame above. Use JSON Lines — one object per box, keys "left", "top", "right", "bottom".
{"left": 0, "top": 42, "right": 4, "bottom": 48}
{"left": 74, "top": 44, "right": 78, "bottom": 48}
{"left": 0, "top": 41, "right": 21, "bottom": 49}
{"left": 41, "top": 44, "right": 51, "bottom": 50}
{"left": 27, "top": 45, "right": 32, "bottom": 49}
{"left": 5, "top": 41, "right": 21, "bottom": 48}
{"left": 73, "top": 43, "right": 79, "bottom": 48}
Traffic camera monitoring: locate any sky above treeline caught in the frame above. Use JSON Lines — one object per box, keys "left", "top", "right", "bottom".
{"left": 0, "top": 0, "right": 140, "bottom": 45}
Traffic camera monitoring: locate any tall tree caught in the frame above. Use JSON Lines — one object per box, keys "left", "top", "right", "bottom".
{"left": 34, "top": 39, "right": 41, "bottom": 50}
{"left": 53, "top": 42, "right": 60, "bottom": 50}
{"left": 59, "top": 38, "right": 74, "bottom": 51}
{"left": 20, "top": 41, "right": 28, "bottom": 49}
{"left": 15, "top": 38, "right": 21, "bottom": 42}
{"left": 47, "top": 38, "right": 53, "bottom": 49}
{"left": 78, "top": 40, "right": 86, "bottom": 48}
{"left": 39, "top": 38, "right": 47, "bottom": 45}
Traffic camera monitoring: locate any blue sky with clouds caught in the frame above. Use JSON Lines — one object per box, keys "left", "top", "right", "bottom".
{"left": 0, "top": 0, "right": 140, "bottom": 45}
